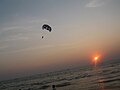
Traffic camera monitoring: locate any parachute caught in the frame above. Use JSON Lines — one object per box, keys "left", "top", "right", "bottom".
{"left": 42, "top": 24, "right": 52, "bottom": 32}
{"left": 42, "top": 24, "right": 52, "bottom": 38}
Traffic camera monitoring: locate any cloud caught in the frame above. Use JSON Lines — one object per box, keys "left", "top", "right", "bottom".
{"left": 1, "top": 17, "right": 48, "bottom": 32}
{"left": 2, "top": 33, "right": 29, "bottom": 42}
{"left": 0, "top": 43, "right": 78, "bottom": 54}
{"left": 86, "top": 0, "right": 111, "bottom": 7}
{"left": 2, "top": 26, "right": 21, "bottom": 31}
{"left": 0, "top": 46, "right": 9, "bottom": 50}
{"left": 4, "top": 37, "right": 29, "bottom": 42}
{"left": 29, "top": 19, "right": 49, "bottom": 24}
{"left": 1, "top": 45, "right": 54, "bottom": 54}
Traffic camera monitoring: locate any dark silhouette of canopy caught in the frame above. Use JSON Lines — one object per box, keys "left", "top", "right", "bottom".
{"left": 42, "top": 24, "right": 52, "bottom": 32}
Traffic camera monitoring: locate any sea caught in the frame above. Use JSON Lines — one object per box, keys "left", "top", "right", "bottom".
{"left": 0, "top": 61, "right": 120, "bottom": 90}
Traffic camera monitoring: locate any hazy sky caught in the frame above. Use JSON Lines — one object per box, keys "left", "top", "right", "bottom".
{"left": 0, "top": 0, "right": 120, "bottom": 80}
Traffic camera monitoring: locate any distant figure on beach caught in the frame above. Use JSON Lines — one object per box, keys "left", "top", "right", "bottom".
{"left": 52, "top": 85, "right": 56, "bottom": 90}
{"left": 42, "top": 36, "right": 44, "bottom": 39}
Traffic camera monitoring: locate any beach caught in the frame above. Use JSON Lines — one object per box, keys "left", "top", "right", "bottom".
{"left": 0, "top": 61, "right": 120, "bottom": 90}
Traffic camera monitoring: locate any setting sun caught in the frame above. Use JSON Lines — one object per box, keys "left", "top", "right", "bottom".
{"left": 93, "top": 56, "right": 99, "bottom": 64}
{"left": 91, "top": 54, "right": 101, "bottom": 67}
{"left": 94, "top": 56, "right": 98, "bottom": 61}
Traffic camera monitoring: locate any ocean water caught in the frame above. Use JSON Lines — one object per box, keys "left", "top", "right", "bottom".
{"left": 0, "top": 62, "right": 120, "bottom": 90}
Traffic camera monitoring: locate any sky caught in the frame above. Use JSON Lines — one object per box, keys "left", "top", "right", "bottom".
{"left": 0, "top": 0, "right": 120, "bottom": 80}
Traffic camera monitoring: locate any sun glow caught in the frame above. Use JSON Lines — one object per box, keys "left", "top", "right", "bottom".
{"left": 94, "top": 56, "right": 98, "bottom": 61}
{"left": 92, "top": 54, "right": 101, "bottom": 67}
